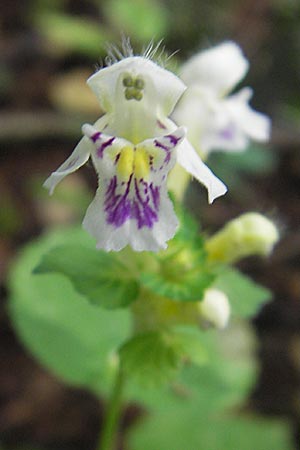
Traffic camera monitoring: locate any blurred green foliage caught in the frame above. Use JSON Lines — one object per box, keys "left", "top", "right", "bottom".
{"left": 9, "top": 227, "right": 131, "bottom": 395}
{"left": 214, "top": 268, "right": 271, "bottom": 318}
{"left": 35, "top": 244, "right": 140, "bottom": 308}
{"left": 34, "top": 12, "right": 112, "bottom": 57}
{"left": 8, "top": 221, "right": 292, "bottom": 449}
{"left": 103, "top": 0, "right": 169, "bottom": 42}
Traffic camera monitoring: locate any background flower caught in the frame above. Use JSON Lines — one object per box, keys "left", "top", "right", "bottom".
{"left": 173, "top": 42, "right": 271, "bottom": 158}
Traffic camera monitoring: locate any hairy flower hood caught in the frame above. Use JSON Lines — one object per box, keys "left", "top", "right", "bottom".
{"left": 88, "top": 56, "right": 186, "bottom": 117}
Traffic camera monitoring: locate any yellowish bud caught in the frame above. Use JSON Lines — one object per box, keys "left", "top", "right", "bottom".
{"left": 206, "top": 213, "right": 279, "bottom": 264}
{"left": 198, "top": 288, "right": 230, "bottom": 329}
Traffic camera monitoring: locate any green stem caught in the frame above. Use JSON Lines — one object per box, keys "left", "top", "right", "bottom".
{"left": 97, "top": 368, "right": 124, "bottom": 450}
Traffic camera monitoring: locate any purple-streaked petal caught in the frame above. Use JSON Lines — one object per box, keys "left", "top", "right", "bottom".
{"left": 82, "top": 124, "right": 122, "bottom": 160}
{"left": 82, "top": 127, "right": 185, "bottom": 251}
{"left": 141, "top": 127, "right": 186, "bottom": 171}
{"left": 83, "top": 178, "right": 178, "bottom": 252}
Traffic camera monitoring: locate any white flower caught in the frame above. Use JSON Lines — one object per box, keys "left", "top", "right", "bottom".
{"left": 172, "top": 41, "right": 271, "bottom": 157}
{"left": 199, "top": 288, "right": 230, "bottom": 329}
{"left": 44, "top": 55, "right": 226, "bottom": 252}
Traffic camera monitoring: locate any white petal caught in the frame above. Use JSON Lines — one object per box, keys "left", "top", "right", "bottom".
{"left": 176, "top": 138, "right": 227, "bottom": 203}
{"left": 173, "top": 85, "right": 270, "bottom": 155}
{"left": 225, "top": 88, "right": 271, "bottom": 142}
{"left": 43, "top": 137, "right": 92, "bottom": 195}
{"left": 180, "top": 41, "right": 249, "bottom": 95}
{"left": 82, "top": 186, "right": 178, "bottom": 252}
{"left": 87, "top": 56, "right": 186, "bottom": 117}
{"left": 201, "top": 123, "right": 249, "bottom": 153}
{"left": 200, "top": 99, "right": 250, "bottom": 153}
{"left": 172, "top": 85, "right": 216, "bottom": 154}
{"left": 43, "top": 116, "right": 109, "bottom": 195}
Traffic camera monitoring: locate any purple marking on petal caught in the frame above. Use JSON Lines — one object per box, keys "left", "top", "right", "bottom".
{"left": 132, "top": 179, "right": 159, "bottom": 229}
{"left": 153, "top": 133, "right": 181, "bottom": 166}
{"left": 134, "top": 178, "right": 150, "bottom": 206}
{"left": 154, "top": 134, "right": 181, "bottom": 151}
{"left": 154, "top": 141, "right": 172, "bottom": 167}
{"left": 103, "top": 173, "right": 160, "bottom": 230}
{"left": 97, "top": 137, "right": 115, "bottom": 158}
{"left": 219, "top": 124, "right": 235, "bottom": 140}
{"left": 157, "top": 119, "right": 167, "bottom": 129}
{"left": 149, "top": 183, "right": 160, "bottom": 210}
{"left": 154, "top": 140, "right": 169, "bottom": 151}
{"left": 104, "top": 174, "right": 132, "bottom": 227}
{"left": 167, "top": 133, "right": 181, "bottom": 146}
{"left": 91, "top": 132, "right": 102, "bottom": 142}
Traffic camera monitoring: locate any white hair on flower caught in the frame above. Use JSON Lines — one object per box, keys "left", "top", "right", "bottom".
{"left": 105, "top": 37, "right": 173, "bottom": 68}
{"left": 44, "top": 45, "right": 227, "bottom": 252}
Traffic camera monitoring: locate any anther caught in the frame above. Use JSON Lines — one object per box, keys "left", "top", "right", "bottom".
{"left": 135, "top": 78, "right": 145, "bottom": 89}
{"left": 123, "top": 76, "right": 134, "bottom": 87}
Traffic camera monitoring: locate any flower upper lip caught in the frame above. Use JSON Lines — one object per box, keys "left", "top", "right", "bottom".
{"left": 87, "top": 56, "right": 186, "bottom": 116}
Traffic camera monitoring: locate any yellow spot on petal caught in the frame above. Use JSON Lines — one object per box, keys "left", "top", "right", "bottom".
{"left": 134, "top": 147, "right": 150, "bottom": 179}
{"left": 117, "top": 146, "right": 134, "bottom": 179}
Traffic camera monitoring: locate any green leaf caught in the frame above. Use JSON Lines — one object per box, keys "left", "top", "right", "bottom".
{"left": 128, "top": 324, "right": 292, "bottom": 450}
{"left": 123, "top": 320, "right": 257, "bottom": 410}
{"left": 119, "top": 322, "right": 264, "bottom": 450}
{"left": 213, "top": 268, "right": 272, "bottom": 318}
{"left": 34, "top": 13, "right": 111, "bottom": 57}
{"left": 35, "top": 245, "right": 139, "bottom": 309}
{"left": 8, "top": 227, "right": 131, "bottom": 394}
{"left": 170, "top": 327, "right": 208, "bottom": 366}
{"left": 140, "top": 265, "right": 214, "bottom": 302}
{"left": 104, "top": 0, "right": 169, "bottom": 41}
{"left": 130, "top": 409, "right": 293, "bottom": 450}
{"left": 119, "top": 327, "right": 207, "bottom": 386}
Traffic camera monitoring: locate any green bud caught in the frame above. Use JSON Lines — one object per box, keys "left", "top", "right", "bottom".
{"left": 206, "top": 213, "right": 279, "bottom": 264}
